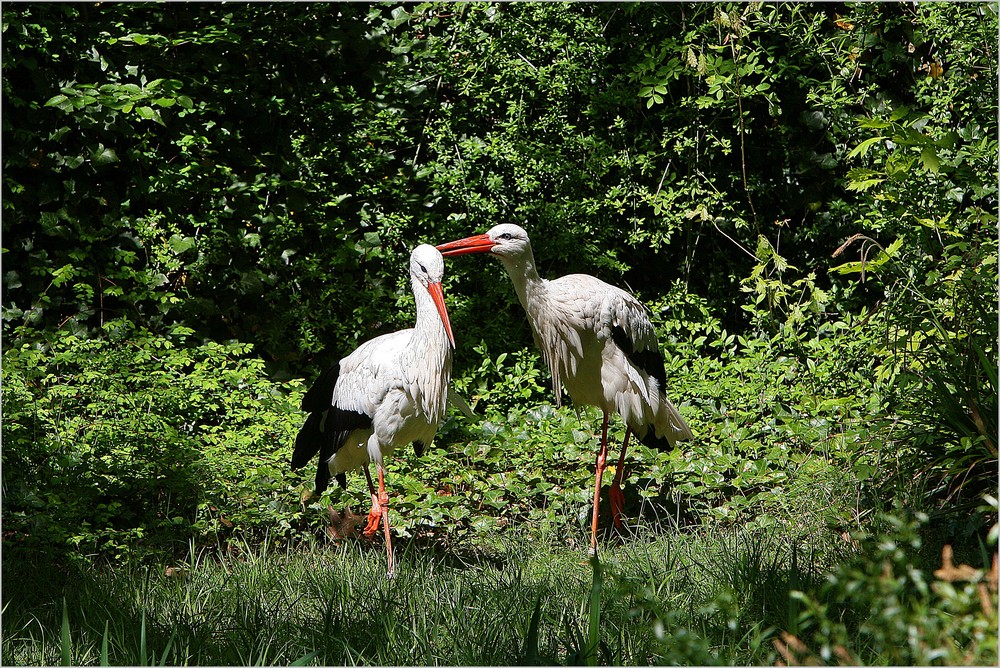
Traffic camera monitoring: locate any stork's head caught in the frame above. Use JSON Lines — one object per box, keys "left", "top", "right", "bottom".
{"left": 436, "top": 223, "right": 531, "bottom": 260}
{"left": 410, "top": 244, "right": 455, "bottom": 348}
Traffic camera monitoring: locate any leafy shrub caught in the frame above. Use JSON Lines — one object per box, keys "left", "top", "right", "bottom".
{"left": 781, "top": 510, "right": 998, "bottom": 665}
{"left": 1, "top": 323, "right": 304, "bottom": 560}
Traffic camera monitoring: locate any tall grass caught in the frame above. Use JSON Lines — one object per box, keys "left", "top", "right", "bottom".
{"left": 3, "top": 525, "right": 823, "bottom": 666}
{"left": 5, "top": 516, "right": 993, "bottom": 666}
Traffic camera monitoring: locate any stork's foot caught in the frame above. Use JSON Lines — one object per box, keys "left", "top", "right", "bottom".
{"left": 609, "top": 481, "right": 626, "bottom": 531}
{"left": 362, "top": 505, "right": 381, "bottom": 538}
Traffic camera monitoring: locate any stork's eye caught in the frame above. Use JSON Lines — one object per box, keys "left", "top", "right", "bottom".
{"left": 498, "top": 232, "right": 513, "bottom": 241}
{"left": 419, "top": 263, "right": 428, "bottom": 273}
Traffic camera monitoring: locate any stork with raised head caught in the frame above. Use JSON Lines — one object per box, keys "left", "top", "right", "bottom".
{"left": 291, "top": 244, "right": 455, "bottom": 578}
{"left": 437, "top": 224, "right": 693, "bottom": 554}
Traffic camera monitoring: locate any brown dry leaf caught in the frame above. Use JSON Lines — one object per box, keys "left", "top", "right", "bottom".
{"left": 935, "top": 544, "right": 981, "bottom": 582}
{"left": 834, "top": 15, "right": 854, "bottom": 30}
{"left": 326, "top": 505, "right": 365, "bottom": 540}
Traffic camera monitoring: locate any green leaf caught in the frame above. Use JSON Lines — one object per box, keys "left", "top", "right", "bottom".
{"left": 846, "top": 136, "right": 885, "bottom": 160}
{"left": 831, "top": 238, "right": 903, "bottom": 276}
{"left": 920, "top": 146, "right": 940, "bottom": 173}
{"left": 857, "top": 117, "right": 892, "bottom": 130}
{"left": 845, "top": 178, "right": 884, "bottom": 192}
{"left": 168, "top": 235, "right": 195, "bottom": 254}
{"left": 92, "top": 147, "right": 119, "bottom": 165}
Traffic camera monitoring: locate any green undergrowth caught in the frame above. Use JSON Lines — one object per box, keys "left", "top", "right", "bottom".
{"left": 0, "top": 291, "right": 979, "bottom": 562}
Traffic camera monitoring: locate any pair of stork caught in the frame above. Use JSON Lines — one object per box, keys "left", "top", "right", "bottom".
{"left": 291, "top": 224, "right": 693, "bottom": 576}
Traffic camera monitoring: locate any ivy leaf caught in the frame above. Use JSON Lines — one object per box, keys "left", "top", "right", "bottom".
{"left": 92, "top": 147, "right": 119, "bottom": 165}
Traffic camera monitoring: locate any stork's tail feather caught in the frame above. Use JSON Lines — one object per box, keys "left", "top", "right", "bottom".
{"left": 291, "top": 411, "right": 325, "bottom": 469}
{"left": 292, "top": 410, "right": 337, "bottom": 494}
{"left": 643, "top": 400, "right": 694, "bottom": 451}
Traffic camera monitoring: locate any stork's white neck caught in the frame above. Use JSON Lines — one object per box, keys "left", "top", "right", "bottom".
{"left": 497, "top": 246, "right": 544, "bottom": 311}
{"left": 410, "top": 275, "right": 453, "bottom": 422}
{"left": 412, "top": 278, "right": 451, "bottom": 350}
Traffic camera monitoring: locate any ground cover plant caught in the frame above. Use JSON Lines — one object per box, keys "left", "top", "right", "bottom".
{"left": 3, "top": 2, "right": 997, "bottom": 665}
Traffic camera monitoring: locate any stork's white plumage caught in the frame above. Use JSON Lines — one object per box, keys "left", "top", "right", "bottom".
{"left": 437, "top": 224, "right": 692, "bottom": 554}
{"left": 291, "top": 244, "right": 455, "bottom": 577}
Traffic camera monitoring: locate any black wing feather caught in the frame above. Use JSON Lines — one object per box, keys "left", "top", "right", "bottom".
{"left": 292, "top": 362, "right": 373, "bottom": 494}
{"left": 610, "top": 325, "right": 676, "bottom": 452}
{"left": 610, "top": 324, "right": 667, "bottom": 391}
{"left": 638, "top": 429, "right": 674, "bottom": 452}
{"left": 301, "top": 363, "right": 341, "bottom": 413}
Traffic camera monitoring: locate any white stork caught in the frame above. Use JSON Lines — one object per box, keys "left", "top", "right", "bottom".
{"left": 437, "top": 224, "right": 693, "bottom": 554}
{"left": 291, "top": 244, "right": 455, "bottom": 577}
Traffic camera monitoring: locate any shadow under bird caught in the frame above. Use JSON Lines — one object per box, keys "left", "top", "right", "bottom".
{"left": 291, "top": 244, "right": 455, "bottom": 578}
{"left": 437, "top": 224, "right": 693, "bottom": 554}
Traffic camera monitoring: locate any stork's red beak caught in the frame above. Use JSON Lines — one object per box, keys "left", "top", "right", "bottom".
{"left": 427, "top": 281, "right": 455, "bottom": 349}
{"left": 436, "top": 233, "right": 495, "bottom": 257}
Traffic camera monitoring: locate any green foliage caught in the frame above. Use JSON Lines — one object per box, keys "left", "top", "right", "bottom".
{"left": 784, "top": 510, "right": 998, "bottom": 666}
{"left": 2, "top": 7, "right": 997, "bottom": 665}
{"left": 1, "top": 324, "right": 304, "bottom": 558}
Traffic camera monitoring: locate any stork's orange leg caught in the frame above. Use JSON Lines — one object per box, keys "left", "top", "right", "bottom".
{"left": 362, "top": 465, "right": 381, "bottom": 538}
{"left": 376, "top": 465, "right": 395, "bottom": 578}
{"left": 589, "top": 411, "right": 611, "bottom": 556}
{"left": 609, "top": 428, "right": 632, "bottom": 530}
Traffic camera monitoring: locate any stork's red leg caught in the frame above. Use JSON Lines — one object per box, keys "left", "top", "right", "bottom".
{"left": 376, "top": 464, "right": 395, "bottom": 578}
{"left": 609, "top": 428, "right": 632, "bottom": 530}
{"left": 362, "top": 465, "right": 381, "bottom": 538}
{"left": 589, "top": 410, "right": 610, "bottom": 556}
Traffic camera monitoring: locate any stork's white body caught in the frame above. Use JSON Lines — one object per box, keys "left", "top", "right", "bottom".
{"left": 291, "top": 244, "right": 454, "bottom": 577}
{"left": 324, "top": 324, "right": 451, "bottom": 479}
{"left": 513, "top": 271, "right": 692, "bottom": 447}
{"left": 437, "top": 224, "right": 692, "bottom": 554}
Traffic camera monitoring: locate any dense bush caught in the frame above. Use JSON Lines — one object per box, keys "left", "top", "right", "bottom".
{"left": 2, "top": 324, "right": 305, "bottom": 558}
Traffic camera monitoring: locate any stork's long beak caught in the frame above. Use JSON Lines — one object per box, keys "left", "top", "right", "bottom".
{"left": 427, "top": 281, "right": 456, "bottom": 349}
{"left": 436, "top": 233, "right": 494, "bottom": 257}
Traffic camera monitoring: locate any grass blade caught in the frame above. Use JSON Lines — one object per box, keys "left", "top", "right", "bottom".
{"left": 101, "top": 620, "right": 109, "bottom": 666}
{"left": 290, "top": 649, "right": 321, "bottom": 666}
{"left": 787, "top": 542, "right": 800, "bottom": 637}
{"left": 139, "top": 611, "right": 147, "bottom": 667}
{"left": 60, "top": 598, "right": 72, "bottom": 667}
{"left": 157, "top": 627, "right": 176, "bottom": 666}
{"left": 524, "top": 594, "right": 542, "bottom": 665}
